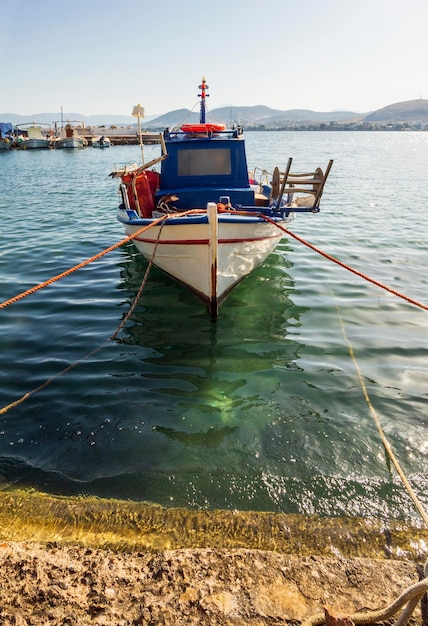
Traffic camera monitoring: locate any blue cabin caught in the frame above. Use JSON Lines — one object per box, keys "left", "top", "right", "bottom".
{"left": 155, "top": 127, "right": 255, "bottom": 209}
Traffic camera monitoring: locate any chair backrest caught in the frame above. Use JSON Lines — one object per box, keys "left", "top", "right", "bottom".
{"left": 271, "top": 159, "right": 333, "bottom": 208}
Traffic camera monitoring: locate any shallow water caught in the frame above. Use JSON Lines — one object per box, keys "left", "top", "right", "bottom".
{"left": 0, "top": 132, "right": 427, "bottom": 525}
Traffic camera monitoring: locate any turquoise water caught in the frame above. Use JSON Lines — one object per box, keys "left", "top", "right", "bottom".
{"left": 0, "top": 132, "right": 427, "bottom": 524}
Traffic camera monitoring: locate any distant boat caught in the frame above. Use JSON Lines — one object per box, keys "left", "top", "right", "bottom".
{"left": 92, "top": 134, "right": 111, "bottom": 148}
{"left": 110, "top": 78, "right": 333, "bottom": 319}
{"left": 52, "top": 121, "right": 88, "bottom": 149}
{"left": 16, "top": 122, "right": 51, "bottom": 149}
{"left": 0, "top": 122, "right": 13, "bottom": 151}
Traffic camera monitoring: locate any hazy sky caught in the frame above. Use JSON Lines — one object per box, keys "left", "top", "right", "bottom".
{"left": 2, "top": 0, "right": 427, "bottom": 117}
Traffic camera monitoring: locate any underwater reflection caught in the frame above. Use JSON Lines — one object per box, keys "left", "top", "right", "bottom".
{"left": 0, "top": 240, "right": 310, "bottom": 511}
{"left": 115, "top": 242, "right": 307, "bottom": 425}
{"left": 97, "top": 242, "right": 316, "bottom": 509}
{"left": 154, "top": 425, "right": 238, "bottom": 447}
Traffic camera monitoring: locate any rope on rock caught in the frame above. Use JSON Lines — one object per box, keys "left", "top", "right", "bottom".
{"left": 302, "top": 560, "right": 428, "bottom": 626}
{"left": 304, "top": 302, "right": 428, "bottom": 626}
{"left": 1, "top": 208, "right": 428, "bottom": 622}
{"left": 257, "top": 214, "right": 428, "bottom": 626}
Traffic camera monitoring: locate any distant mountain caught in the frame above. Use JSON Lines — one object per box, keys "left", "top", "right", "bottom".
{"left": 213, "top": 105, "right": 287, "bottom": 124}
{"left": 0, "top": 112, "right": 159, "bottom": 127}
{"left": 2, "top": 99, "right": 426, "bottom": 129}
{"left": 142, "top": 99, "right": 428, "bottom": 129}
{"left": 363, "top": 99, "right": 428, "bottom": 123}
{"left": 213, "top": 105, "right": 361, "bottom": 124}
{"left": 142, "top": 105, "right": 362, "bottom": 129}
{"left": 142, "top": 108, "right": 198, "bottom": 128}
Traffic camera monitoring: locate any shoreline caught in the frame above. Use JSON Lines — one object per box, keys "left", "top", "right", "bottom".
{"left": 0, "top": 489, "right": 426, "bottom": 624}
{"left": 1, "top": 489, "right": 427, "bottom": 559}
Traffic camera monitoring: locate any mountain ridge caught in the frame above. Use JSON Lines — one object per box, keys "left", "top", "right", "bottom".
{"left": 2, "top": 99, "right": 427, "bottom": 128}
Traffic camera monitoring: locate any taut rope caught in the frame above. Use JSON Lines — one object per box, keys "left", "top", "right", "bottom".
{"left": 0, "top": 216, "right": 172, "bottom": 415}
{"left": 261, "top": 217, "right": 428, "bottom": 312}
{"left": 0, "top": 218, "right": 169, "bottom": 310}
{"left": 258, "top": 216, "right": 428, "bottom": 626}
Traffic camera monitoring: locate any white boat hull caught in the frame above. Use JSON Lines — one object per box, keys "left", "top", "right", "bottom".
{"left": 56, "top": 137, "right": 87, "bottom": 149}
{"left": 19, "top": 138, "right": 50, "bottom": 150}
{"left": 120, "top": 211, "right": 291, "bottom": 312}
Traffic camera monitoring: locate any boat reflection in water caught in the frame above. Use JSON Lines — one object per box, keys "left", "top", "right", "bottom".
{"left": 0, "top": 239, "right": 306, "bottom": 512}
{"left": 109, "top": 240, "right": 312, "bottom": 510}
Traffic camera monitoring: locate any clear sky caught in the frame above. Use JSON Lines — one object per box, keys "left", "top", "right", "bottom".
{"left": 2, "top": 0, "right": 427, "bottom": 117}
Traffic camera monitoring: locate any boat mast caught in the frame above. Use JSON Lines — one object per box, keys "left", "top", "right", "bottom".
{"left": 198, "top": 77, "right": 209, "bottom": 123}
{"left": 132, "top": 103, "right": 145, "bottom": 164}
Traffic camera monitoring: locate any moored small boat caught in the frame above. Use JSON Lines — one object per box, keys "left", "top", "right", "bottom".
{"left": 92, "top": 134, "right": 111, "bottom": 148}
{"left": 16, "top": 122, "right": 52, "bottom": 149}
{"left": 111, "top": 78, "right": 333, "bottom": 318}
{"left": 0, "top": 122, "right": 13, "bottom": 150}
{"left": 52, "top": 121, "right": 88, "bottom": 149}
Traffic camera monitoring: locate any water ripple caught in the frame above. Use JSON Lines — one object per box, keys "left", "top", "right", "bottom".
{"left": 0, "top": 134, "right": 427, "bottom": 524}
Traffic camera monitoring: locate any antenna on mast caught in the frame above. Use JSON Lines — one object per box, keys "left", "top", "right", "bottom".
{"left": 198, "top": 77, "right": 209, "bottom": 124}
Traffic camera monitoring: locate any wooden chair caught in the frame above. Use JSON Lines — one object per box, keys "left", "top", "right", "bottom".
{"left": 270, "top": 158, "right": 334, "bottom": 209}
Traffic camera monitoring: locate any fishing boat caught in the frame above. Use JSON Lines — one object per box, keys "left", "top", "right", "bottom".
{"left": 0, "top": 122, "right": 14, "bottom": 150}
{"left": 111, "top": 78, "right": 333, "bottom": 318}
{"left": 16, "top": 122, "right": 51, "bottom": 149}
{"left": 52, "top": 121, "right": 88, "bottom": 149}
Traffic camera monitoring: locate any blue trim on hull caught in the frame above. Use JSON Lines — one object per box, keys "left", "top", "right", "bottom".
{"left": 117, "top": 210, "right": 289, "bottom": 227}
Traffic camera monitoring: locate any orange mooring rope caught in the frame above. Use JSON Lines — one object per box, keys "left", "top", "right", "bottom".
{"left": 1, "top": 211, "right": 426, "bottom": 416}
{"left": 0, "top": 221, "right": 168, "bottom": 416}
{"left": 110, "top": 221, "right": 166, "bottom": 341}
{"left": 0, "top": 210, "right": 205, "bottom": 311}
{"left": 0, "top": 220, "right": 164, "bottom": 310}
{"left": 0, "top": 213, "right": 199, "bottom": 415}
{"left": 261, "top": 216, "right": 428, "bottom": 312}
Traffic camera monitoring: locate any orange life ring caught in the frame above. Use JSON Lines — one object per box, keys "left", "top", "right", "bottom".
{"left": 181, "top": 123, "right": 226, "bottom": 134}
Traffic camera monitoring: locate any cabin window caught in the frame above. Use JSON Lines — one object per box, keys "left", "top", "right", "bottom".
{"left": 177, "top": 148, "right": 231, "bottom": 176}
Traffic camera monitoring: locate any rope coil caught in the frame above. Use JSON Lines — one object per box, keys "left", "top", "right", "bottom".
{"left": 302, "top": 564, "right": 428, "bottom": 625}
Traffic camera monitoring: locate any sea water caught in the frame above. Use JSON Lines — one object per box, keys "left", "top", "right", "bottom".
{"left": 0, "top": 132, "right": 427, "bottom": 525}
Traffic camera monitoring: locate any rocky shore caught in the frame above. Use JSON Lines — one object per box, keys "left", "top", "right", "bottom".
{"left": 0, "top": 543, "right": 426, "bottom": 625}
{"left": 0, "top": 490, "right": 426, "bottom": 625}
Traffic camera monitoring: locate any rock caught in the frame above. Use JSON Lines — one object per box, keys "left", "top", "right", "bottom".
{"left": 0, "top": 543, "right": 424, "bottom": 625}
